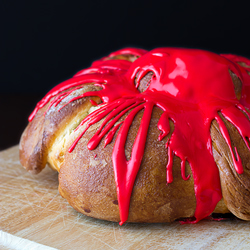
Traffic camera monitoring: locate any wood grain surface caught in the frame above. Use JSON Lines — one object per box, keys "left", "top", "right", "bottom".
{"left": 1, "top": 146, "right": 250, "bottom": 250}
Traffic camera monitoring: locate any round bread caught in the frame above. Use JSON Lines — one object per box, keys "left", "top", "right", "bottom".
{"left": 19, "top": 48, "right": 250, "bottom": 224}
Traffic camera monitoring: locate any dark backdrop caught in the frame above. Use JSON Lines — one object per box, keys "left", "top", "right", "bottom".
{"left": 1, "top": 0, "right": 250, "bottom": 149}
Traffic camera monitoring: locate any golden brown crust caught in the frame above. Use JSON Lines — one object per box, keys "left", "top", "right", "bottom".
{"left": 19, "top": 103, "right": 49, "bottom": 174}
{"left": 211, "top": 113, "right": 250, "bottom": 220}
{"left": 229, "top": 70, "right": 242, "bottom": 100}
{"left": 19, "top": 84, "right": 102, "bottom": 174}
{"left": 105, "top": 54, "right": 139, "bottom": 62}
{"left": 58, "top": 107, "right": 198, "bottom": 222}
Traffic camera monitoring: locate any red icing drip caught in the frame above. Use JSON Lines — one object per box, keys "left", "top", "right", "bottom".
{"left": 113, "top": 101, "right": 154, "bottom": 224}
{"left": 90, "top": 100, "right": 98, "bottom": 106}
{"left": 29, "top": 47, "right": 250, "bottom": 224}
{"left": 181, "top": 160, "right": 190, "bottom": 181}
{"left": 157, "top": 113, "right": 170, "bottom": 141}
{"left": 166, "top": 144, "right": 174, "bottom": 183}
{"left": 215, "top": 114, "right": 243, "bottom": 174}
{"left": 104, "top": 121, "right": 123, "bottom": 148}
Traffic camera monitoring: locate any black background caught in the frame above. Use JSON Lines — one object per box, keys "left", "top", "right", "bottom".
{"left": 1, "top": 0, "right": 250, "bottom": 149}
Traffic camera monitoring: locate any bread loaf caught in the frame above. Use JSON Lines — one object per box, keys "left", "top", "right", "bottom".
{"left": 19, "top": 48, "right": 250, "bottom": 224}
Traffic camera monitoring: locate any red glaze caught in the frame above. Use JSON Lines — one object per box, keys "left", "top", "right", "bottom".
{"left": 29, "top": 48, "right": 250, "bottom": 225}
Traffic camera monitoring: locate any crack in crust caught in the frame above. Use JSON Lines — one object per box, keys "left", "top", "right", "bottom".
{"left": 20, "top": 84, "right": 102, "bottom": 173}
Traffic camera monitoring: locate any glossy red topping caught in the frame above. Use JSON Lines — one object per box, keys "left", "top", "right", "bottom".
{"left": 29, "top": 48, "right": 250, "bottom": 225}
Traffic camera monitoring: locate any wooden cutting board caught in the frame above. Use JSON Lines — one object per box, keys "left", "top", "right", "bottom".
{"left": 1, "top": 146, "right": 250, "bottom": 250}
